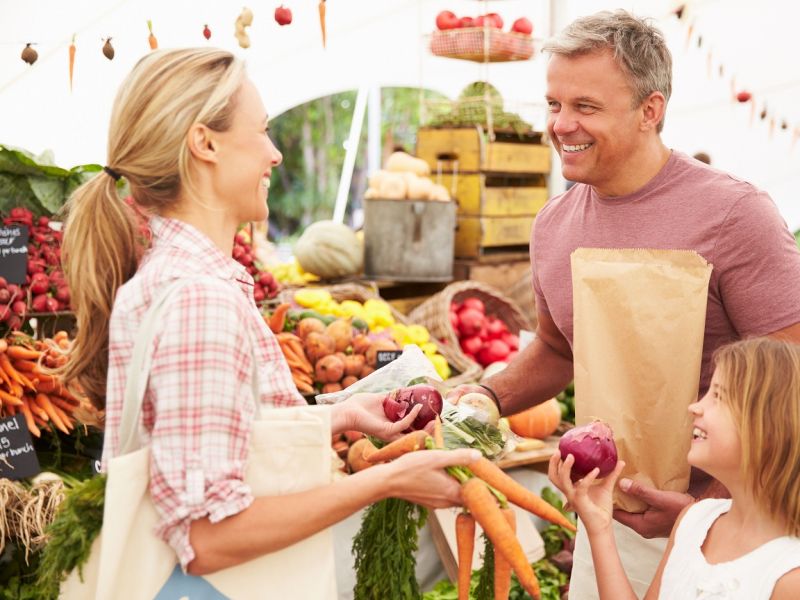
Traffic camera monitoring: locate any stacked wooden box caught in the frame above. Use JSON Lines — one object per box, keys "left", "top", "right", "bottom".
{"left": 416, "top": 125, "right": 551, "bottom": 259}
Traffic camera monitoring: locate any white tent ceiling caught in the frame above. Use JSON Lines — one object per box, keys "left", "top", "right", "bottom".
{"left": 1, "top": 0, "right": 798, "bottom": 228}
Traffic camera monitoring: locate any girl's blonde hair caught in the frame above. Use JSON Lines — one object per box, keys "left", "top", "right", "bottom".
{"left": 713, "top": 337, "right": 800, "bottom": 536}
{"left": 60, "top": 48, "right": 245, "bottom": 408}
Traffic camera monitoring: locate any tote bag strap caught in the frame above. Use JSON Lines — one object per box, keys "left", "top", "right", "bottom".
{"left": 118, "top": 277, "right": 262, "bottom": 456}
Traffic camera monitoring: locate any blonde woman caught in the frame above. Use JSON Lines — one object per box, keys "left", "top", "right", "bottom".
{"left": 60, "top": 48, "right": 477, "bottom": 589}
{"left": 550, "top": 337, "right": 800, "bottom": 599}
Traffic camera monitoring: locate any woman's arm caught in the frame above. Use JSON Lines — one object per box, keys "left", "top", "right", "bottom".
{"left": 188, "top": 447, "right": 479, "bottom": 575}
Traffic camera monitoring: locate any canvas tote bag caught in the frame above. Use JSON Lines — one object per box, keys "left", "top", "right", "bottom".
{"left": 60, "top": 278, "right": 337, "bottom": 599}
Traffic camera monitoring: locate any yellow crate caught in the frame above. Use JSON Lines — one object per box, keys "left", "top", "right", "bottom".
{"left": 438, "top": 173, "right": 548, "bottom": 217}
{"left": 417, "top": 126, "right": 551, "bottom": 175}
{"left": 455, "top": 215, "right": 535, "bottom": 258}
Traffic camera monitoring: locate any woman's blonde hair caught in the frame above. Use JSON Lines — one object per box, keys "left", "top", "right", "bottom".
{"left": 60, "top": 48, "right": 245, "bottom": 408}
{"left": 541, "top": 10, "right": 672, "bottom": 133}
{"left": 713, "top": 337, "right": 800, "bottom": 536}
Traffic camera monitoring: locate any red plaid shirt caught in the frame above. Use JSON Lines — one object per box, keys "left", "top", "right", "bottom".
{"left": 104, "top": 216, "right": 304, "bottom": 569}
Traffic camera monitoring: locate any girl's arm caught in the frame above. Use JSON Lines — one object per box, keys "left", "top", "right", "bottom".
{"left": 187, "top": 447, "right": 480, "bottom": 575}
{"left": 771, "top": 568, "right": 800, "bottom": 599}
{"left": 548, "top": 453, "right": 686, "bottom": 600}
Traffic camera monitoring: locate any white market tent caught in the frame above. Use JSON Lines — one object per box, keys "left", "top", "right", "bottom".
{"left": 1, "top": 0, "right": 798, "bottom": 229}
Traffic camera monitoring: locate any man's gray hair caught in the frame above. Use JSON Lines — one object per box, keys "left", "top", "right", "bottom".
{"left": 542, "top": 10, "right": 672, "bottom": 133}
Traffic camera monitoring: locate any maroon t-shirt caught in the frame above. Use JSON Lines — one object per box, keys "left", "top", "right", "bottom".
{"left": 532, "top": 150, "right": 800, "bottom": 393}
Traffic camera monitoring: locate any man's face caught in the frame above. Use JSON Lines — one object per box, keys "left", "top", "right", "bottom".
{"left": 545, "top": 50, "right": 645, "bottom": 195}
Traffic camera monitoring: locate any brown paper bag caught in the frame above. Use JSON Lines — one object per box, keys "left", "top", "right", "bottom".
{"left": 571, "top": 248, "right": 712, "bottom": 512}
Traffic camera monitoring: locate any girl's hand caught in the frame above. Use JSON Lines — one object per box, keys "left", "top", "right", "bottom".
{"left": 335, "top": 392, "right": 423, "bottom": 441}
{"left": 548, "top": 452, "right": 626, "bottom": 535}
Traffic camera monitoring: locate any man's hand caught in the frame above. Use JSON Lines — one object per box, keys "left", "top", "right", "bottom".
{"left": 612, "top": 478, "right": 693, "bottom": 538}
{"left": 443, "top": 384, "right": 490, "bottom": 406}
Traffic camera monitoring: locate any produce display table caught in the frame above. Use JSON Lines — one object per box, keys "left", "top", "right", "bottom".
{"left": 496, "top": 435, "right": 559, "bottom": 471}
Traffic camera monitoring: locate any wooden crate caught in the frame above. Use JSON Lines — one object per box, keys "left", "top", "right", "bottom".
{"left": 438, "top": 173, "right": 548, "bottom": 217}
{"left": 455, "top": 215, "right": 534, "bottom": 258}
{"left": 453, "top": 255, "right": 531, "bottom": 293}
{"left": 417, "top": 126, "right": 551, "bottom": 175}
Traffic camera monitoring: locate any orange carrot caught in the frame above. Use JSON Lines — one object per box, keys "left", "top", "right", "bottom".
{"left": 68, "top": 34, "right": 76, "bottom": 91}
{"left": 0, "top": 390, "right": 23, "bottom": 406}
{"left": 12, "top": 359, "right": 38, "bottom": 372}
{"left": 147, "top": 20, "right": 158, "bottom": 50}
{"left": 0, "top": 353, "right": 34, "bottom": 390}
{"left": 469, "top": 457, "right": 577, "bottom": 532}
{"left": 27, "top": 396, "right": 48, "bottom": 422}
{"left": 433, "top": 415, "right": 444, "bottom": 449}
{"left": 19, "top": 400, "right": 40, "bottom": 437}
{"left": 318, "top": 0, "right": 326, "bottom": 47}
{"left": 7, "top": 346, "right": 42, "bottom": 361}
{"left": 268, "top": 303, "right": 291, "bottom": 334}
{"left": 455, "top": 512, "right": 475, "bottom": 600}
{"left": 36, "top": 393, "right": 69, "bottom": 434}
{"left": 366, "top": 430, "right": 430, "bottom": 463}
{"left": 53, "top": 330, "right": 69, "bottom": 343}
{"left": 461, "top": 478, "right": 540, "bottom": 599}
{"left": 49, "top": 395, "right": 79, "bottom": 413}
{"left": 494, "top": 508, "right": 516, "bottom": 600}
{"left": 5, "top": 403, "right": 17, "bottom": 417}
{"left": 50, "top": 402, "right": 74, "bottom": 431}
{"left": 0, "top": 339, "right": 7, "bottom": 353}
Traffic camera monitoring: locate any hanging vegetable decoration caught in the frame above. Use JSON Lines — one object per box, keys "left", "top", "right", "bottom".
{"left": 735, "top": 90, "right": 751, "bottom": 103}
{"left": 102, "top": 38, "right": 115, "bottom": 60}
{"left": 68, "top": 35, "right": 76, "bottom": 91}
{"left": 21, "top": 43, "right": 38, "bottom": 65}
{"left": 275, "top": 5, "right": 292, "bottom": 26}
{"left": 203, "top": 24, "right": 212, "bottom": 40}
{"left": 319, "top": 0, "right": 326, "bottom": 47}
{"left": 235, "top": 8, "right": 254, "bottom": 49}
{"left": 147, "top": 19, "right": 158, "bottom": 50}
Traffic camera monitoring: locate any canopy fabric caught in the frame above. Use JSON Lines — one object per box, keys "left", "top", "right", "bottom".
{"left": 0, "top": 0, "right": 797, "bottom": 228}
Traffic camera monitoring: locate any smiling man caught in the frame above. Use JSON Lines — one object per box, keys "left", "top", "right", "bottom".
{"left": 448, "top": 9, "right": 800, "bottom": 599}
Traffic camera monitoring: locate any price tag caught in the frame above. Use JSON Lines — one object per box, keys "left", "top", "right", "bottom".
{"left": 0, "top": 415, "right": 41, "bottom": 480}
{"left": 0, "top": 224, "right": 29, "bottom": 284}
{"left": 376, "top": 350, "right": 402, "bottom": 368}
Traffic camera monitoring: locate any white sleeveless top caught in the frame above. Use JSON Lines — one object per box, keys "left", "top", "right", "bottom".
{"left": 659, "top": 499, "right": 800, "bottom": 599}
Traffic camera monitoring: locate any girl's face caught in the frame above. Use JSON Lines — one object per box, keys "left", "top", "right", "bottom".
{"left": 213, "top": 78, "right": 282, "bottom": 223}
{"left": 687, "top": 369, "right": 742, "bottom": 479}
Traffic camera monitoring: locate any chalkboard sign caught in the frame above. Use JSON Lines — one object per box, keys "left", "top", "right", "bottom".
{"left": 376, "top": 350, "right": 402, "bottom": 368}
{"left": 0, "top": 415, "right": 41, "bottom": 480}
{"left": 0, "top": 224, "right": 29, "bottom": 284}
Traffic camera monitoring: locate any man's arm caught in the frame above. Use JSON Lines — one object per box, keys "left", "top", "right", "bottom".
{"left": 482, "top": 307, "right": 574, "bottom": 416}
{"left": 770, "top": 321, "right": 800, "bottom": 343}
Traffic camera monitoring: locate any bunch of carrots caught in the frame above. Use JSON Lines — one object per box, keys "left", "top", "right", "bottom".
{"left": 0, "top": 332, "right": 81, "bottom": 437}
{"left": 361, "top": 419, "right": 577, "bottom": 600}
{"left": 266, "top": 303, "right": 315, "bottom": 393}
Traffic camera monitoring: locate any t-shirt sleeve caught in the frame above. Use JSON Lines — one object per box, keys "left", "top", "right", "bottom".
{"left": 714, "top": 189, "right": 800, "bottom": 336}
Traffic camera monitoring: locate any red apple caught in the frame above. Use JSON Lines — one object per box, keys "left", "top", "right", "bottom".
{"left": 275, "top": 5, "right": 293, "bottom": 26}
{"left": 436, "top": 10, "right": 459, "bottom": 30}
{"left": 511, "top": 17, "right": 533, "bottom": 35}
{"left": 459, "top": 16, "right": 475, "bottom": 28}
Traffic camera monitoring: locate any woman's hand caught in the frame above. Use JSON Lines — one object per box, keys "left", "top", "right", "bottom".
{"left": 385, "top": 448, "right": 481, "bottom": 509}
{"left": 548, "top": 452, "right": 626, "bottom": 536}
{"left": 333, "top": 392, "right": 423, "bottom": 441}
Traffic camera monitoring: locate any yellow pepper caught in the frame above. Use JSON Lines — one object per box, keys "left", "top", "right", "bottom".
{"left": 406, "top": 324, "right": 430, "bottom": 345}
{"left": 429, "top": 354, "right": 451, "bottom": 380}
{"left": 420, "top": 342, "right": 439, "bottom": 356}
{"left": 294, "top": 288, "right": 332, "bottom": 309}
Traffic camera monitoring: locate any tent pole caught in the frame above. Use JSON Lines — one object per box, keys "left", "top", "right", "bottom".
{"left": 333, "top": 85, "right": 369, "bottom": 224}
{"left": 367, "top": 85, "right": 382, "bottom": 176}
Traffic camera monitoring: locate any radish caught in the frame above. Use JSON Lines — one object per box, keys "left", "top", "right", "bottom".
{"left": 460, "top": 335, "right": 483, "bottom": 356}
{"left": 461, "top": 297, "right": 485, "bottom": 313}
{"left": 478, "top": 339, "right": 510, "bottom": 366}
{"left": 457, "top": 307, "right": 484, "bottom": 337}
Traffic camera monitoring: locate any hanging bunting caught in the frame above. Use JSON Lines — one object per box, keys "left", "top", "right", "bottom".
{"left": 68, "top": 35, "right": 76, "bottom": 91}
{"left": 147, "top": 20, "right": 158, "bottom": 50}
{"left": 697, "top": 35, "right": 703, "bottom": 48}
{"left": 769, "top": 117, "right": 776, "bottom": 138}
{"left": 760, "top": 106, "right": 768, "bottom": 121}
{"left": 685, "top": 21, "right": 695, "bottom": 50}
{"left": 203, "top": 24, "right": 212, "bottom": 40}
{"left": 20, "top": 43, "right": 38, "bottom": 65}
{"left": 674, "top": 4, "right": 686, "bottom": 20}
{"left": 102, "top": 38, "right": 115, "bottom": 60}
{"left": 706, "top": 50, "right": 713, "bottom": 79}
{"left": 781, "top": 120, "right": 789, "bottom": 131}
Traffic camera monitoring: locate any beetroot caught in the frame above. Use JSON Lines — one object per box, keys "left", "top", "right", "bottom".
{"left": 559, "top": 420, "right": 618, "bottom": 481}
{"left": 382, "top": 384, "right": 443, "bottom": 430}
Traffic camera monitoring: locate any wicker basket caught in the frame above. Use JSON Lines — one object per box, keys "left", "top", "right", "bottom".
{"left": 429, "top": 28, "right": 534, "bottom": 63}
{"left": 407, "top": 280, "right": 533, "bottom": 371}
{"left": 279, "top": 283, "right": 482, "bottom": 387}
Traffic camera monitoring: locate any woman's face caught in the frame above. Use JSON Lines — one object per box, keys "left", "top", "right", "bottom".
{"left": 687, "top": 369, "right": 741, "bottom": 479}
{"left": 213, "top": 78, "right": 282, "bottom": 223}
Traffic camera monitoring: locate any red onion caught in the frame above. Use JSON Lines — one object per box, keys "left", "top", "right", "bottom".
{"left": 558, "top": 420, "right": 618, "bottom": 481}
{"left": 382, "top": 384, "right": 443, "bottom": 430}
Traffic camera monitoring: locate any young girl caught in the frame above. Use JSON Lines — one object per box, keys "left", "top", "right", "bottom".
{"left": 59, "top": 47, "right": 478, "bottom": 580}
{"left": 549, "top": 337, "right": 800, "bottom": 598}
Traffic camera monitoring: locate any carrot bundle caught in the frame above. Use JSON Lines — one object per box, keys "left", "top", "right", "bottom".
{"left": 366, "top": 430, "right": 430, "bottom": 463}
{"left": 147, "top": 20, "right": 158, "bottom": 50}
{"left": 455, "top": 512, "right": 475, "bottom": 600}
{"left": 468, "top": 457, "right": 577, "bottom": 532}
{"left": 460, "top": 478, "right": 540, "bottom": 599}
{"left": 0, "top": 332, "right": 83, "bottom": 437}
